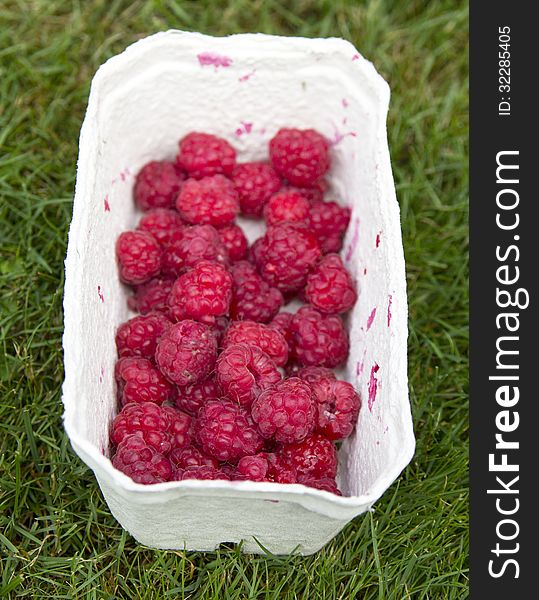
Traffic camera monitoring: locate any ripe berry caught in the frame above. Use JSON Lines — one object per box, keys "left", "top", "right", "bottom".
{"left": 229, "top": 261, "right": 283, "bottom": 323}
{"left": 177, "top": 132, "right": 236, "bottom": 179}
{"left": 169, "top": 445, "right": 218, "bottom": 470}
{"left": 289, "top": 306, "right": 349, "bottom": 368}
{"left": 116, "top": 230, "right": 161, "bottom": 285}
{"left": 278, "top": 433, "right": 338, "bottom": 478}
{"left": 236, "top": 454, "right": 269, "bottom": 481}
{"left": 223, "top": 321, "right": 288, "bottom": 367}
{"left": 232, "top": 162, "right": 282, "bottom": 216}
{"left": 167, "top": 260, "right": 232, "bottom": 325}
{"left": 269, "top": 128, "right": 330, "bottom": 186}
{"left": 176, "top": 175, "right": 239, "bottom": 226}
{"left": 128, "top": 276, "right": 175, "bottom": 315}
{"left": 195, "top": 399, "right": 264, "bottom": 462}
{"left": 305, "top": 254, "right": 357, "bottom": 314}
{"left": 263, "top": 190, "right": 310, "bottom": 226}
{"left": 155, "top": 320, "right": 217, "bottom": 386}
{"left": 174, "top": 377, "right": 222, "bottom": 416}
{"left": 253, "top": 223, "right": 321, "bottom": 294}
{"left": 161, "top": 225, "right": 229, "bottom": 277}
{"left": 172, "top": 465, "right": 229, "bottom": 481}
{"left": 268, "top": 312, "right": 294, "bottom": 348}
{"left": 251, "top": 377, "right": 316, "bottom": 444}
{"left": 115, "top": 313, "right": 171, "bottom": 360}
{"left": 115, "top": 357, "right": 175, "bottom": 406}
{"left": 138, "top": 208, "right": 184, "bottom": 246}
{"left": 134, "top": 160, "right": 185, "bottom": 211}
{"left": 297, "top": 474, "right": 341, "bottom": 495}
{"left": 217, "top": 224, "right": 248, "bottom": 262}
{"left": 216, "top": 343, "right": 281, "bottom": 407}
{"left": 112, "top": 434, "right": 172, "bottom": 484}
{"left": 308, "top": 200, "right": 351, "bottom": 254}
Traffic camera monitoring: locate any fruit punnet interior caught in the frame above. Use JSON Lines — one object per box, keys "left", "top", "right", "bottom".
{"left": 112, "top": 129, "right": 361, "bottom": 494}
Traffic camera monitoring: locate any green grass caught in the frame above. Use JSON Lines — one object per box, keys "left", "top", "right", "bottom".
{"left": 0, "top": 1, "right": 468, "bottom": 598}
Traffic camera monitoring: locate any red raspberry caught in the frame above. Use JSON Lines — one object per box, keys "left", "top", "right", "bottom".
{"left": 223, "top": 321, "right": 288, "bottom": 367}
{"left": 268, "top": 312, "right": 294, "bottom": 348}
{"left": 155, "top": 320, "right": 217, "bottom": 386}
{"left": 169, "top": 445, "right": 218, "bottom": 469}
{"left": 172, "top": 465, "right": 229, "bottom": 481}
{"left": 308, "top": 376, "right": 361, "bottom": 440}
{"left": 308, "top": 201, "right": 351, "bottom": 254}
{"left": 236, "top": 454, "right": 269, "bottom": 481}
{"left": 265, "top": 453, "right": 298, "bottom": 483}
{"left": 128, "top": 276, "right": 175, "bottom": 315}
{"left": 263, "top": 190, "right": 310, "bottom": 226}
{"left": 174, "top": 377, "right": 222, "bottom": 416}
{"left": 253, "top": 223, "right": 321, "bottom": 294}
{"left": 115, "top": 313, "right": 171, "bottom": 360}
{"left": 217, "top": 224, "right": 248, "bottom": 262}
{"left": 112, "top": 434, "right": 172, "bottom": 484}
{"left": 305, "top": 254, "right": 357, "bottom": 314}
{"left": 138, "top": 208, "right": 184, "bottom": 246}
{"left": 177, "top": 132, "right": 236, "bottom": 179}
{"left": 134, "top": 160, "right": 185, "bottom": 211}
{"left": 287, "top": 178, "right": 328, "bottom": 204}
{"left": 289, "top": 306, "right": 349, "bottom": 368}
{"left": 230, "top": 261, "right": 283, "bottom": 323}
{"left": 161, "top": 225, "right": 229, "bottom": 277}
{"left": 111, "top": 402, "right": 174, "bottom": 455}
{"left": 297, "top": 474, "right": 341, "bottom": 495}
{"left": 216, "top": 343, "right": 281, "bottom": 407}
{"left": 167, "top": 260, "right": 232, "bottom": 325}
{"left": 297, "top": 366, "right": 336, "bottom": 385}
{"left": 176, "top": 175, "right": 239, "bottom": 226}
{"left": 251, "top": 377, "right": 316, "bottom": 444}
{"left": 278, "top": 433, "right": 337, "bottom": 478}
{"left": 161, "top": 405, "right": 193, "bottom": 449}
{"left": 232, "top": 162, "right": 282, "bottom": 216}
{"left": 195, "top": 399, "right": 264, "bottom": 462}
{"left": 116, "top": 230, "right": 161, "bottom": 285}
{"left": 269, "top": 128, "right": 330, "bottom": 186}
{"left": 115, "top": 357, "right": 175, "bottom": 406}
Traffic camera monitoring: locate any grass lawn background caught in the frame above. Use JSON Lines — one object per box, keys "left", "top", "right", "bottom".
{"left": 0, "top": 1, "right": 468, "bottom": 598}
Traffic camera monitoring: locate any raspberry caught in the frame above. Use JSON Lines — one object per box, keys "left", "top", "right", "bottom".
{"left": 161, "top": 405, "right": 193, "bottom": 449}
{"left": 217, "top": 224, "right": 248, "bottom": 262}
{"left": 216, "top": 343, "right": 281, "bottom": 407}
{"left": 172, "top": 465, "right": 229, "bottom": 481}
{"left": 253, "top": 223, "right": 321, "bottom": 294}
{"left": 116, "top": 230, "right": 161, "bottom": 285}
{"left": 174, "top": 377, "right": 221, "bottom": 416}
{"left": 111, "top": 402, "right": 174, "bottom": 455}
{"left": 195, "top": 399, "right": 264, "bottom": 462}
{"left": 230, "top": 261, "right": 283, "bottom": 323}
{"left": 161, "top": 225, "right": 229, "bottom": 277}
{"left": 169, "top": 445, "right": 218, "bottom": 469}
{"left": 297, "top": 474, "right": 341, "bottom": 495}
{"left": 251, "top": 377, "right": 316, "bottom": 444}
{"left": 115, "top": 313, "right": 171, "bottom": 360}
{"left": 155, "top": 320, "right": 217, "bottom": 386}
{"left": 308, "top": 201, "right": 351, "bottom": 254}
{"left": 265, "top": 453, "right": 298, "bottom": 483}
{"left": 223, "top": 321, "right": 288, "bottom": 367}
{"left": 128, "top": 276, "right": 175, "bottom": 315}
{"left": 289, "top": 306, "right": 349, "bottom": 368}
{"left": 297, "top": 366, "right": 336, "bottom": 385}
{"left": 138, "top": 208, "right": 184, "bottom": 246}
{"left": 269, "top": 128, "right": 330, "bottom": 186}
{"left": 305, "top": 254, "right": 357, "bottom": 314}
{"left": 268, "top": 312, "right": 294, "bottom": 348}
{"left": 278, "top": 433, "right": 337, "bottom": 478}
{"left": 134, "top": 160, "right": 185, "bottom": 211}
{"left": 168, "top": 260, "right": 232, "bottom": 325}
{"left": 115, "top": 357, "right": 175, "bottom": 406}
{"left": 176, "top": 175, "right": 239, "bottom": 226}
{"left": 263, "top": 190, "right": 310, "bottom": 226}
{"left": 177, "top": 132, "right": 236, "bottom": 179}
{"left": 236, "top": 454, "right": 269, "bottom": 481}
{"left": 112, "top": 434, "right": 172, "bottom": 484}
{"left": 232, "top": 162, "right": 282, "bottom": 216}
{"left": 308, "top": 376, "right": 361, "bottom": 440}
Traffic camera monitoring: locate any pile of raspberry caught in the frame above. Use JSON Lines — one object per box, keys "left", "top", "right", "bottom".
{"left": 111, "top": 129, "right": 361, "bottom": 495}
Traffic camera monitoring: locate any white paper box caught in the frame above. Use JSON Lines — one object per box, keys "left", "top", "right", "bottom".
{"left": 62, "top": 30, "right": 415, "bottom": 555}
